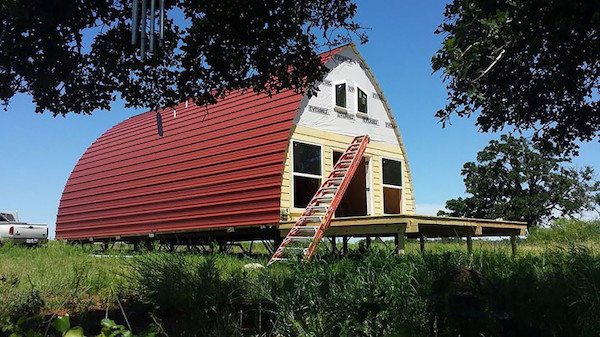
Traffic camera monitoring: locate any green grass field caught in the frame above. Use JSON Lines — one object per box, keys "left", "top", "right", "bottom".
{"left": 1, "top": 219, "right": 599, "bottom": 336}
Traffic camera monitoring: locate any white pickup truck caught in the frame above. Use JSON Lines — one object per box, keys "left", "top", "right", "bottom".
{"left": 0, "top": 212, "right": 48, "bottom": 245}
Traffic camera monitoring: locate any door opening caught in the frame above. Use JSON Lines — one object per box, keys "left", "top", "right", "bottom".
{"left": 333, "top": 151, "right": 369, "bottom": 217}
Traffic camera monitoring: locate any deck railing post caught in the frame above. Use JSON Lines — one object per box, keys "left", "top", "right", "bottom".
{"left": 366, "top": 236, "right": 371, "bottom": 249}
{"left": 419, "top": 234, "right": 425, "bottom": 254}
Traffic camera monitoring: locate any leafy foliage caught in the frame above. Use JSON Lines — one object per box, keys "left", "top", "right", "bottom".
{"left": 0, "top": 0, "right": 366, "bottom": 114}
{"left": 438, "top": 135, "right": 600, "bottom": 226}
{"left": 432, "top": 0, "right": 599, "bottom": 155}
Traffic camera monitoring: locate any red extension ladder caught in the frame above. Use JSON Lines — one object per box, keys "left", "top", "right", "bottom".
{"left": 268, "top": 135, "right": 370, "bottom": 265}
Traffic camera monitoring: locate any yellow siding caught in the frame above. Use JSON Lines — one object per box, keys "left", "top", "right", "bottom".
{"left": 280, "top": 125, "right": 416, "bottom": 221}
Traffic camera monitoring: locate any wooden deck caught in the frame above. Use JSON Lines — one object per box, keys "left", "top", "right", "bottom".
{"left": 71, "top": 215, "right": 526, "bottom": 257}
{"left": 278, "top": 214, "right": 527, "bottom": 238}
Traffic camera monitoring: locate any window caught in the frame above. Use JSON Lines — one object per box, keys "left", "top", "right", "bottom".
{"left": 0, "top": 213, "right": 15, "bottom": 222}
{"left": 357, "top": 87, "right": 368, "bottom": 114}
{"left": 293, "top": 142, "right": 321, "bottom": 175}
{"left": 335, "top": 83, "right": 347, "bottom": 108}
{"left": 293, "top": 142, "right": 322, "bottom": 208}
{"left": 382, "top": 158, "right": 402, "bottom": 214}
{"left": 382, "top": 159, "right": 402, "bottom": 186}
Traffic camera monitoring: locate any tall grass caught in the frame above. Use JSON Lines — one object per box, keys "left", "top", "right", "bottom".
{"left": 127, "top": 247, "right": 600, "bottom": 337}
{"left": 2, "top": 220, "right": 600, "bottom": 336}
{"left": 0, "top": 241, "right": 127, "bottom": 316}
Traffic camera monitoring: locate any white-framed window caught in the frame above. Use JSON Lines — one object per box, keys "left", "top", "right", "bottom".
{"left": 381, "top": 158, "right": 403, "bottom": 214}
{"left": 333, "top": 81, "right": 347, "bottom": 111}
{"left": 357, "top": 86, "right": 368, "bottom": 114}
{"left": 292, "top": 141, "right": 323, "bottom": 209}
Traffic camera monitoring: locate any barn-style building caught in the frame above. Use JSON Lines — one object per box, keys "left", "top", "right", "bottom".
{"left": 56, "top": 44, "right": 525, "bottom": 252}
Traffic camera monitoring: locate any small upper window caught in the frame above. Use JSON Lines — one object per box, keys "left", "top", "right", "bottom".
{"left": 335, "top": 83, "right": 347, "bottom": 108}
{"left": 357, "top": 88, "right": 368, "bottom": 114}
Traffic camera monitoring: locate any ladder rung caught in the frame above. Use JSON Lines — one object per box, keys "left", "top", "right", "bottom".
{"left": 318, "top": 188, "right": 336, "bottom": 194}
{"left": 294, "top": 226, "right": 320, "bottom": 231}
{"left": 317, "top": 190, "right": 335, "bottom": 196}
{"left": 332, "top": 168, "right": 347, "bottom": 175}
{"left": 300, "top": 216, "right": 322, "bottom": 222}
{"left": 326, "top": 178, "right": 343, "bottom": 185}
{"left": 314, "top": 196, "right": 333, "bottom": 203}
{"left": 286, "top": 236, "right": 314, "bottom": 241}
{"left": 306, "top": 205, "right": 327, "bottom": 212}
{"left": 284, "top": 247, "right": 308, "bottom": 251}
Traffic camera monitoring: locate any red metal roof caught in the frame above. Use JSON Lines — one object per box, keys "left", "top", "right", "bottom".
{"left": 56, "top": 46, "right": 350, "bottom": 240}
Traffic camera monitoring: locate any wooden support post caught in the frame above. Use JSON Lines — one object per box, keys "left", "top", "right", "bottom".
{"left": 466, "top": 233, "right": 473, "bottom": 255}
{"left": 366, "top": 236, "right": 371, "bottom": 249}
{"left": 342, "top": 236, "right": 349, "bottom": 255}
{"left": 331, "top": 236, "right": 337, "bottom": 253}
{"left": 144, "top": 240, "right": 154, "bottom": 251}
{"left": 419, "top": 234, "right": 425, "bottom": 254}
{"left": 510, "top": 235, "right": 517, "bottom": 257}
{"left": 218, "top": 239, "right": 227, "bottom": 253}
{"left": 274, "top": 234, "right": 283, "bottom": 251}
{"left": 395, "top": 232, "right": 405, "bottom": 255}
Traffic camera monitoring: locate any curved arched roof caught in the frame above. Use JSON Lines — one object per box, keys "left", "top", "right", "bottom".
{"left": 57, "top": 90, "right": 307, "bottom": 239}
{"left": 56, "top": 48, "right": 346, "bottom": 240}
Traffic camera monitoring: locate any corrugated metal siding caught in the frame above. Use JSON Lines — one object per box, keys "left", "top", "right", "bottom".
{"left": 56, "top": 89, "right": 304, "bottom": 239}
{"left": 56, "top": 46, "right": 348, "bottom": 240}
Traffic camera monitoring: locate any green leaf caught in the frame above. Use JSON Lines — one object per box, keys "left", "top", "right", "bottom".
{"left": 52, "top": 315, "right": 71, "bottom": 333}
{"left": 26, "top": 330, "right": 43, "bottom": 337}
{"left": 444, "top": 37, "right": 456, "bottom": 49}
{"left": 100, "top": 319, "right": 117, "bottom": 329}
{"left": 64, "top": 327, "right": 84, "bottom": 337}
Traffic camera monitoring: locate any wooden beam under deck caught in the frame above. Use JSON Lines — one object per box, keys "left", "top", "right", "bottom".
{"left": 70, "top": 215, "right": 526, "bottom": 247}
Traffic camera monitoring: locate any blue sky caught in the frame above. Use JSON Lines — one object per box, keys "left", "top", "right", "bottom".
{"left": 1, "top": 1, "right": 598, "bottom": 235}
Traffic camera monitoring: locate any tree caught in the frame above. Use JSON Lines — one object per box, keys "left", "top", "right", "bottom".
{"left": 0, "top": 0, "right": 366, "bottom": 115}
{"left": 438, "top": 135, "right": 600, "bottom": 227}
{"left": 432, "top": 0, "right": 599, "bottom": 156}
